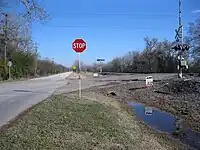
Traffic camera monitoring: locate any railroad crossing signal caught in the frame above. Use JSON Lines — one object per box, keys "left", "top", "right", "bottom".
{"left": 175, "top": 26, "right": 183, "bottom": 41}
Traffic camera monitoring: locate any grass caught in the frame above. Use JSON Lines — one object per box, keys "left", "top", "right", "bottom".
{"left": 0, "top": 92, "right": 186, "bottom": 150}
{"left": 0, "top": 78, "right": 27, "bottom": 83}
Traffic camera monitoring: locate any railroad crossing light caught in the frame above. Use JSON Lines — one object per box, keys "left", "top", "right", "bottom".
{"left": 172, "top": 44, "right": 181, "bottom": 51}
{"left": 172, "top": 43, "right": 190, "bottom": 51}
{"left": 182, "top": 44, "right": 190, "bottom": 51}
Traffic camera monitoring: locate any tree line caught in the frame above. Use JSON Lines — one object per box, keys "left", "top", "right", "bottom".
{"left": 90, "top": 17, "right": 200, "bottom": 74}
{"left": 0, "top": 1, "right": 69, "bottom": 80}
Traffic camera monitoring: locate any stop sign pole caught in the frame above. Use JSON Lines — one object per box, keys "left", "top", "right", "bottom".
{"left": 72, "top": 38, "right": 87, "bottom": 98}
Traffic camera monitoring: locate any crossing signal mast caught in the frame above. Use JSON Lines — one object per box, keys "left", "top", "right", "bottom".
{"left": 172, "top": 0, "right": 190, "bottom": 78}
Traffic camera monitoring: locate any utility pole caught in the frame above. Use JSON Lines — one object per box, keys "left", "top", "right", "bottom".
{"left": 3, "top": 13, "right": 8, "bottom": 68}
{"left": 178, "top": 0, "right": 183, "bottom": 78}
{"left": 52, "top": 58, "right": 55, "bottom": 74}
{"left": 172, "top": 0, "right": 189, "bottom": 78}
{"left": 34, "top": 44, "right": 38, "bottom": 76}
{"left": 24, "top": 23, "right": 29, "bottom": 51}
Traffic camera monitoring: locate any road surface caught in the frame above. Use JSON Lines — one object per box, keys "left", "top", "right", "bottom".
{"left": 0, "top": 72, "right": 72, "bottom": 127}
{"left": 56, "top": 73, "right": 177, "bottom": 94}
{"left": 0, "top": 72, "right": 176, "bottom": 127}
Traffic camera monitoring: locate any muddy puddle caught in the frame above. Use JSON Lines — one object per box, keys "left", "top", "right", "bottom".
{"left": 129, "top": 102, "right": 200, "bottom": 150}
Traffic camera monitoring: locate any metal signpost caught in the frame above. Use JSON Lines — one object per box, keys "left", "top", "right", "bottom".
{"left": 97, "top": 59, "right": 105, "bottom": 74}
{"left": 7, "top": 61, "right": 12, "bottom": 80}
{"left": 72, "top": 38, "right": 87, "bottom": 98}
{"left": 172, "top": 0, "right": 190, "bottom": 78}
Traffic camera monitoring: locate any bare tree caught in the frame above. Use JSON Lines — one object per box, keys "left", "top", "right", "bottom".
{"left": 188, "top": 17, "right": 200, "bottom": 58}
{"left": 144, "top": 37, "right": 158, "bottom": 52}
{"left": 143, "top": 37, "right": 159, "bottom": 72}
{"left": 20, "top": 0, "right": 49, "bottom": 23}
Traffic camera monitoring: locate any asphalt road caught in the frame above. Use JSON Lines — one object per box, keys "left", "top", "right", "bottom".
{"left": 0, "top": 72, "right": 177, "bottom": 127}
{"left": 0, "top": 72, "right": 72, "bottom": 127}
{"left": 56, "top": 73, "right": 177, "bottom": 94}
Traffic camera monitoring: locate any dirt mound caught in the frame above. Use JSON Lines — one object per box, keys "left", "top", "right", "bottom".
{"left": 161, "top": 79, "right": 200, "bottom": 94}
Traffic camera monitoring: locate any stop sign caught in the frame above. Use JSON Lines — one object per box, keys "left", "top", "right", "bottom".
{"left": 72, "top": 38, "right": 86, "bottom": 53}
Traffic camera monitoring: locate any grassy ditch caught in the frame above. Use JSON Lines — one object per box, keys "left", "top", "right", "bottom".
{"left": 0, "top": 92, "right": 186, "bottom": 150}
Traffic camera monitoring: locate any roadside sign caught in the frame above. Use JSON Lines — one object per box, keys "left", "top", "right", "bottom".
{"left": 3, "top": 25, "right": 8, "bottom": 31}
{"left": 72, "top": 65, "right": 76, "bottom": 70}
{"left": 72, "top": 38, "right": 87, "bottom": 99}
{"left": 72, "top": 65, "right": 76, "bottom": 72}
{"left": 7, "top": 61, "right": 12, "bottom": 80}
{"left": 72, "top": 38, "right": 87, "bottom": 53}
{"left": 145, "top": 107, "right": 153, "bottom": 115}
{"left": 93, "top": 73, "right": 99, "bottom": 77}
{"left": 145, "top": 76, "right": 153, "bottom": 87}
{"left": 97, "top": 59, "right": 105, "bottom": 62}
{"left": 97, "top": 59, "right": 105, "bottom": 74}
{"left": 7, "top": 61, "right": 12, "bottom": 67}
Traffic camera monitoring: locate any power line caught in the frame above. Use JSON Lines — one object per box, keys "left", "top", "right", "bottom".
{"left": 50, "top": 12, "right": 198, "bottom": 21}
{"left": 52, "top": 12, "right": 178, "bottom": 17}
{"left": 43, "top": 24, "right": 176, "bottom": 31}
{"left": 51, "top": 12, "right": 178, "bottom": 20}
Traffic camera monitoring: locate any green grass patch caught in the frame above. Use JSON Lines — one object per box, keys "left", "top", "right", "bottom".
{"left": 0, "top": 94, "right": 184, "bottom": 150}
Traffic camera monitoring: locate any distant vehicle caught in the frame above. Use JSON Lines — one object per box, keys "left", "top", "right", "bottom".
{"left": 93, "top": 73, "right": 99, "bottom": 77}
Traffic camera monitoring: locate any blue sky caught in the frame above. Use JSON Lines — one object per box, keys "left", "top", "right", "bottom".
{"left": 31, "top": 0, "right": 200, "bottom": 67}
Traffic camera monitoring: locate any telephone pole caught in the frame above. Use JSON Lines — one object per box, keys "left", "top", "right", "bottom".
{"left": 178, "top": 0, "right": 183, "bottom": 78}
{"left": 52, "top": 58, "right": 55, "bottom": 74}
{"left": 25, "top": 25, "right": 28, "bottom": 51}
{"left": 3, "top": 13, "right": 8, "bottom": 68}
{"left": 34, "top": 44, "right": 38, "bottom": 76}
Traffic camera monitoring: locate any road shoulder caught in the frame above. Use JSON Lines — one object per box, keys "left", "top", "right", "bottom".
{"left": 0, "top": 90, "right": 186, "bottom": 150}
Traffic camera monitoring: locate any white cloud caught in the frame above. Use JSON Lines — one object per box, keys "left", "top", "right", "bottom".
{"left": 192, "top": 10, "right": 200, "bottom": 14}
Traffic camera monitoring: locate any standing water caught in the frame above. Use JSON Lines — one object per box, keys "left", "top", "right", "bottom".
{"left": 129, "top": 102, "right": 200, "bottom": 150}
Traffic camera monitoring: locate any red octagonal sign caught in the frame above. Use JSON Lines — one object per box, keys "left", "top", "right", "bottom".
{"left": 72, "top": 38, "right": 87, "bottom": 53}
